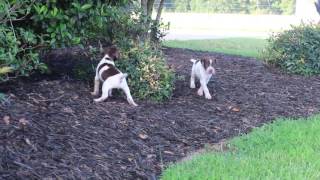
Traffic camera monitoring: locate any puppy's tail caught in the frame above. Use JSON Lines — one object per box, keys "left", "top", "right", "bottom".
{"left": 120, "top": 73, "right": 128, "bottom": 82}
{"left": 190, "top": 59, "right": 197, "bottom": 63}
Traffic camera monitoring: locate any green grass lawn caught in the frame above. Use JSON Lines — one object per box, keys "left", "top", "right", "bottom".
{"left": 163, "top": 38, "right": 267, "bottom": 58}
{"left": 161, "top": 115, "right": 320, "bottom": 180}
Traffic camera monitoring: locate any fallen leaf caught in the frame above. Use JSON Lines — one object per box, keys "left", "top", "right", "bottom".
{"left": 62, "top": 107, "right": 74, "bottom": 114}
{"left": 164, "top": 151, "right": 174, "bottom": 155}
{"left": 19, "top": 118, "right": 28, "bottom": 126}
{"left": 3, "top": 116, "right": 10, "bottom": 125}
{"left": 147, "top": 154, "right": 156, "bottom": 159}
{"left": 231, "top": 107, "right": 240, "bottom": 112}
{"left": 138, "top": 133, "right": 148, "bottom": 140}
{"left": 25, "top": 138, "right": 32, "bottom": 146}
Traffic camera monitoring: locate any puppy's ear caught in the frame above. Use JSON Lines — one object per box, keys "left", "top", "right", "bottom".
{"left": 211, "top": 58, "right": 217, "bottom": 64}
{"left": 105, "top": 45, "right": 120, "bottom": 60}
{"left": 200, "top": 58, "right": 210, "bottom": 69}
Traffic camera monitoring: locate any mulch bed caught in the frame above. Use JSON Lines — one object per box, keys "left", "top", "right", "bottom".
{"left": 1, "top": 47, "right": 320, "bottom": 179}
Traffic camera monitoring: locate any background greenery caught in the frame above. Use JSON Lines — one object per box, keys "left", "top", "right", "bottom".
{"left": 163, "top": 38, "right": 267, "bottom": 58}
{"left": 162, "top": 0, "right": 296, "bottom": 15}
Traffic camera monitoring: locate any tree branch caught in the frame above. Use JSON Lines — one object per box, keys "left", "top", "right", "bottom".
{"left": 155, "top": 0, "right": 165, "bottom": 23}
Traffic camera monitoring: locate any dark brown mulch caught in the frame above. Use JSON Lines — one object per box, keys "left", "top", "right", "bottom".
{"left": 1, "top": 47, "right": 320, "bottom": 180}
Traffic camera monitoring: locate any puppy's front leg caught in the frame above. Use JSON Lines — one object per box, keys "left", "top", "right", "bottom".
{"left": 198, "top": 77, "right": 212, "bottom": 97}
{"left": 91, "top": 76, "right": 100, "bottom": 96}
{"left": 190, "top": 70, "right": 196, "bottom": 89}
{"left": 200, "top": 80, "right": 212, "bottom": 99}
{"left": 197, "top": 86, "right": 203, "bottom": 96}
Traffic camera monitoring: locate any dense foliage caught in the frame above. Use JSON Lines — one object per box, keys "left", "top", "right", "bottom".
{"left": 116, "top": 43, "right": 174, "bottom": 101}
{"left": 263, "top": 23, "right": 320, "bottom": 75}
{"left": 0, "top": 0, "right": 174, "bottom": 101}
{"left": 163, "top": 0, "right": 295, "bottom": 15}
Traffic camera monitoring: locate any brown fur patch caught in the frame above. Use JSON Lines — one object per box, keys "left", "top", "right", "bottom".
{"left": 103, "top": 45, "right": 120, "bottom": 60}
{"left": 98, "top": 63, "right": 120, "bottom": 81}
{"left": 101, "top": 67, "right": 120, "bottom": 81}
{"left": 98, "top": 63, "right": 112, "bottom": 72}
{"left": 200, "top": 58, "right": 211, "bottom": 70}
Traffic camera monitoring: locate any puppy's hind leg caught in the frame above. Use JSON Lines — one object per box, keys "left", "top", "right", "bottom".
{"left": 94, "top": 82, "right": 111, "bottom": 102}
{"left": 91, "top": 75, "right": 100, "bottom": 96}
{"left": 120, "top": 79, "right": 137, "bottom": 106}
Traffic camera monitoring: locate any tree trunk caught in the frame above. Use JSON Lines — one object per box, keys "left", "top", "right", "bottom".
{"left": 141, "top": 0, "right": 148, "bottom": 16}
{"left": 140, "top": 0, "right": 151, "bottom": 41}
{"left": 155, "top": 0, "right": 165, "bottom": 23}
{"left": 147, "top": 0, "right": 155, "bottom": 17}
{"left": 140, "top": 0, "right": 165, "bottom": 42}
{"left": 151, "top": 0, "right": 165, "bottom": 42}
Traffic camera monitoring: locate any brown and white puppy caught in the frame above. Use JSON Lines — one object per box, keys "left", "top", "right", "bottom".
{"left": 91, "top": 46, "right": 137, "bottom": 106}
{"left": 190, "top": 58, "right": 216, "bottom": 99}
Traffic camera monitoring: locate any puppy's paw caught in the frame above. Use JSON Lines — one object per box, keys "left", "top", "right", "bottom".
{"left": 91, "top": 92, "right": 98, "bottom": 96}
{"left": 94, "top": 98, "right": 103, "bottom": 102}
{"left": 127, "top": 98, "right": 138, "bottom": 106}
{"left": 190, "top": 83, "right": 196, "bottom": 89}
{"left": 205, "top": 94, "right": 212, "bottom": 100}
{"left": 197, "top": 89, "right": 203, "bottom": 96}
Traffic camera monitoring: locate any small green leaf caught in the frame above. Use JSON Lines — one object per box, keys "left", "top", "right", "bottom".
{"left": 52, "top": 7, "right": 58, "bottom": 17}
{"left": 81, "top": 4, "right": 92, "bottom": 11}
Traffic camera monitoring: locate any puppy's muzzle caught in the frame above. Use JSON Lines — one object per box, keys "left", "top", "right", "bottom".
{"left": 207, "top": 67, "right": 216, "bottom": 75}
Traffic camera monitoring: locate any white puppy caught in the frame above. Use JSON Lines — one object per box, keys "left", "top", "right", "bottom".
{"left": 91, "top": 46, "right": 137, "bottom": 106}
{"left": 190, "top": 58, "right": 216, "bottom": 99}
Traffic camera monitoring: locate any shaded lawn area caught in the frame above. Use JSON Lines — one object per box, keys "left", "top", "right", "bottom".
{"left": 162, "top": 115, "right": 320, "bottom": 179}
{"left": 163, "top": 38, "right": 267, "bottom": 58}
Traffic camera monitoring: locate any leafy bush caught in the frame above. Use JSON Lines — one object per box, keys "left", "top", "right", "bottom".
{"left": 0, "top": 92, "right": 6, "bottom": 104}
{"left": 0, "top": 0, "right": 144, "bottom": 81}
{"left": 263, "top": 23, "right": 320, "bottom": 75}
{"left": 116, "top": 43, "right": 174, "bottom": 101}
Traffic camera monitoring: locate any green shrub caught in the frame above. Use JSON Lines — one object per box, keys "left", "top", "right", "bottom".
{"left": 263, "top": 23, "right": 320, "bottom": 75}
{"left": 0, "top": 0, "right": 144, "bottom": 81}
{"left": 0, "top": 1, "right": 47, "bottom": 81}
{"left": 1, "top": 0, "right": 174, "bottom": 101}
{"left": 116, "top": 43, "right": 174, "bottom": 101}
